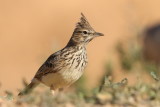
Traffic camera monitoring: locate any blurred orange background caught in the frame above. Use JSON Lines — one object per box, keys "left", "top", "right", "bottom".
{"left": 0, "top": 0, "right": 160, "bottom": 95}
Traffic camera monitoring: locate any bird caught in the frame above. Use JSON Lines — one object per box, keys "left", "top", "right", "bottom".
{"left": 18, "top": 13, "right": 104, "bottom": 96}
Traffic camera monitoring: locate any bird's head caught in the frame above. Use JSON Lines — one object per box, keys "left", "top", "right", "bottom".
{"left": 67, "top": 13, "right": 104, "bottom": 46}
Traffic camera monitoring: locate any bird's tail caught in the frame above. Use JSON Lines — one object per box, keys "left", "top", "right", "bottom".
{"left": 18, "top": 79, "right": 39, "bottom": 96}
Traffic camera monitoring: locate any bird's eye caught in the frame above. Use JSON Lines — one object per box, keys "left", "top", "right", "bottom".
{"left": 83, "top": 31, "right": 88, "bottom": 34}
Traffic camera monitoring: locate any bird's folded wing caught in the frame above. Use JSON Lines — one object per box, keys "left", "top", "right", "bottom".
{"left": 34, "top": 53, "right": 65, "bottom": 79}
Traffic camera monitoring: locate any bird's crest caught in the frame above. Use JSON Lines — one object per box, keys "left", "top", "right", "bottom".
{"left": 76, "top": 13, "right": 95, "bottom": 31}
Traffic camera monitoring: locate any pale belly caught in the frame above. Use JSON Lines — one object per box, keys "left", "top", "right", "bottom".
{"left": 41, "top": 69, "right": 83, "bottom": 90}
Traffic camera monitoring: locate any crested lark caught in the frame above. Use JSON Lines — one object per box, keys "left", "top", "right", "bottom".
{"left": 18, "top": 13, "right": 104, "bottom": 96}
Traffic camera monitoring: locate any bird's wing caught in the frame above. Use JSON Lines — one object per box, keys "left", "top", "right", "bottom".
{"left": 34, "top": 51, "right": 65, "bottom": 79}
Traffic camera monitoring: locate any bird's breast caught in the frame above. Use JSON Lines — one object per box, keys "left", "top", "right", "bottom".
{"left": 60, "top": 50, "right": 88, "bottom": 82}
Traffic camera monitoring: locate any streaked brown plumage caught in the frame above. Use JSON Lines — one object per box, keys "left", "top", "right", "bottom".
{"left": 18, "top": 13, "right": 104, "bottom": 96}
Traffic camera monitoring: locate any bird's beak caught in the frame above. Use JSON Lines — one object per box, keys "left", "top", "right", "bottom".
{"left": 94, "top": 32, "right": 104, "bottom": 36}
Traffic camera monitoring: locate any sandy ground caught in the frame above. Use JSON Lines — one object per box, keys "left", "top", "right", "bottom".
{"left": 0, "top": 0, "right": 160, "bottom": 95}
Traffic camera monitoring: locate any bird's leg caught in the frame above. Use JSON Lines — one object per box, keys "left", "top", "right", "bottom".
{"left": 50, "top": 84, "right": 55, "bottom": 95}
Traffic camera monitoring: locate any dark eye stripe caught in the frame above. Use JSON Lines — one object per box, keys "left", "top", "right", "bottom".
{"left": 75, "top": 31, "right": 89, "bottom": 34}
{"left": 76, "top": 31, "right": 83, "bottom": 33}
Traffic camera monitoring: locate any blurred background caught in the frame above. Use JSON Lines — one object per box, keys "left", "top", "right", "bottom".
{"left": 0, "top": 0, "right": 160, "bottom": 95}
